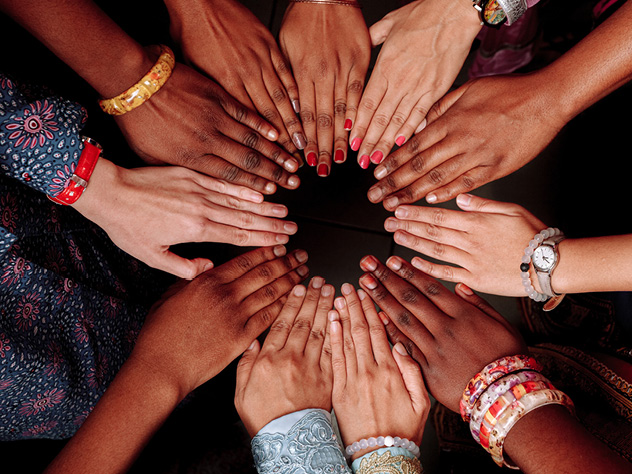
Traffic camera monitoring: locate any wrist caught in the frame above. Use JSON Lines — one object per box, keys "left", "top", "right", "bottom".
{"left": 71, "top": 157, "right": 121, "bottom": 224}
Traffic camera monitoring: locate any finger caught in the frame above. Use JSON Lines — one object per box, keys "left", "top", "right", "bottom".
{"left": 368, "top": 16, "right": 394, "bottom": 47}
{"left": 192, "top": 174, "right": 265, "bottom": 204}
{"left": 351, "top": 80, "right": 386, "bottom": 169}
{"left": 392, "top": 342, "right": 429, "bottom": 416}
{"left": 285, "top": 277, "right": 326, "bottom": 351}
{"left": 201, "top": 200, "right": 297, "bottom": 235}
{"left": 213, "top": 245, "right": 288, "bottom": 282}
{"left": 245, "top": 296, "right": 290, "bottom": 342}
{"left": 391, "top": 229, "right": 470, "bottom": 268}
{"left": 357, "top": 289, "right": 393, "bottom": 365}
{"left": 385, "top": 215, "right": 469, "bottom": 249}
{"left": 333, "top": 78, "right": 349, "bottom": 165}
{"left": 308, "top": 283, "right": 335, "bottom": 363}
{"left": 314, "top": 80, "right": 335, "bottom": 177}
{"left": 368, "top": 97, "right": 419, "bottom": 164}
{"left": 356, "top": 91, "right": 403, "bottom": 166}
{"left": 297, "top": 80, "right": 319, "bottom": 169}
{"left": 329, "top": 310, "right": 347, "bottom": 389}
{"left": 263, "top": 284, "right": 307, "bottom": 352}
{"left": 379, "top": 311, "right": 427, "bottom": 367}
{"left": 203, "top": 191, "right": 290, "bottom": 220}
{"left": 390, "top": 205, "right": 471, "bottom": 232}
{"left": 271, "top": 49, "right": 300, "bottom": 116}
{"left": 239, "top": 249, "right": 309, "bottom": 301}
{"left": 391, "top": 96, "right": 432, "bottom": 151}
{"left": 151, "top": 251, "right": 214, "bottom": 280}
{"left": 341, "top": 283, "right": 375, "bottom": 368}
{"left": 334, "top": 289, "right": 358, "bottom": 377}
{"left": 454, "top": 283, "right": 513, "bottom": 328}
{"left": 221, "top": 91, "right": 280, "bottom": 143}
{"left": 409, "top": 255, "right": 470, "bottom": 287}
{"left": 344, "top": 69, "right": 367, "bottom": 157}
{"left": 235, "top": 338, "right": 261, "bottom": 401}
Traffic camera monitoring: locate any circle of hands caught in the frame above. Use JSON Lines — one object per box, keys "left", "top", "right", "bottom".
{"left": 115, "top": 0, "right": 552, "bottom": 455}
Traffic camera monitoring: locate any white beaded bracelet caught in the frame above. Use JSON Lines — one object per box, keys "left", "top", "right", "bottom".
{"left": 519, "top": 227, "right": 564, "bottom": 302}
{"left": 344, "top": 435, "right": 420, "bottom": 459}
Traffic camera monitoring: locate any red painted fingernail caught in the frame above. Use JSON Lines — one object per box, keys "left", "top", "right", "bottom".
{"left": 317, "top": 163, "right": 329, "bottom": 177}
{"left": 344, "top": 119, "right": 353, "bottom": 130}
{"left": 334, "top": 149, "right": 345, "bottom": 163}
{"left": 370, "top": 151, "right": 383, "bottom": 164}
{"left": 350, "top": 137, "right": 362, "bottom": 151}
{"left": 359, "top": 155, "right": 370, "bottom": 169}
{"left": 395, "top": 135, "right": 406, "bottom": 147}
{"left": 306, "top": 152, "right": 317, "bottom": 167}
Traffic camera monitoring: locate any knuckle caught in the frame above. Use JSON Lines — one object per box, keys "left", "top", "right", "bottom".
{"left": 370, "top": 287, "right": 389, "bottom": 302}
{"left": 257, "top": 264, "right": 273, "bottom": 279}
{"left": 400, "top": 289, "right": 418, "bottom": 304}
{"left": 373, "top": 114, "right": 390, "bottom": 128}
{"left": 391, "top": 112, "right": 407, "bottom": 127}
{"left": 428, "top": 168, "right": 444, "bottom": 185}
{"left": 347, "top": 80, "right": 363, "bottom": 95}
{"left": 334, "top": 100, "right": 347, "bottom": 117}
{"left": 408, "top": 136, "right": 420, "bottom": 154}
{"left": 236, "top": 254, "right": 255, "bottom": 271}
{"left": 232, "top": 228, "right": 251, "bottom": 246}
{"left": 397, "top": 310, "right": 412, "bottom": 327}
{"left": 423, "top": 282, "right": 442, "bottom": 296}
{"left": 262, "top": 108, "right": 277, "bottom": 123}
{"left": 411, "top": 155, "right": 426, "bottom": 174}
{"left": 442, "top": 265, "right": 455, "bottom": 281}
{"left": 283, "top": 116, "right": 301, "bottom": 129}
{"left": 243, "top": 151, "right": 262, "bottom": 171}
{"left": 238, "top": 212, "right": 255, "bottom": 228}
{"left": 385, "top": 175, "right": 397, "bottom": 191}
{"left": 271, "top": 87, "right": 287, "bottom": 103}
{"left": 432, "top": 209, "right": 446, "bottom": 226}
{"left": 432, "top": 242, "right": 445, "bottom": 258}
{"left": 293, "top": 318, "right": 312, "bottom": 332}
{"left": 271, "top": 166, "right": 284, "bottom": 183}
{"left": 263, "top": 284, "right": 277, "bottom": 300}
{"left": 360, "top": 97, "right": 378, "bottom": 112}
{"left": 425, "top": 224, "right": 440, "bottom": 239}
{"left": 317, "top": 113, "right": 333, "bottom": 129}
{"left": 316, "top": 59, "right": 328, "bottom": 78}
{"left": 300, "top": 109, "right": 315, "bottom": 125}
{"left": 222, "top": 165, "right": 241, "bottom": 183}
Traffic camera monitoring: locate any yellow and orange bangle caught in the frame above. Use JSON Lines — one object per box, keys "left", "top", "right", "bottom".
{"left": 98, "top": 44, "right": 175, "bottom": 116}
{"left": 48, "top": 137, "right": 102, "bottom": 206}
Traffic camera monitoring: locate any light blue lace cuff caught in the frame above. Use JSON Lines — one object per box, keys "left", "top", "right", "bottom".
{"left": 251, "top": 409, "right": 351, "bottom": 474}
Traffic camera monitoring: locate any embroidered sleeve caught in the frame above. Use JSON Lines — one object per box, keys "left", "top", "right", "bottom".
{"left": 0, "top": 73, "right": 88, "bottom": 197}
{"left": 251, "top": 409, "right": 352, "bottom": 474}
{"left": 352, "top": 448, "right": 423, "bottom": 474}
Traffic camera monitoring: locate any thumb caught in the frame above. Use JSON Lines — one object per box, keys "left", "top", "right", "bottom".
{"left": 392, "top": 342, "right": 429, "bottom": 415}
{"left": 369, "top": 16, "right": 394, "bottom": 47}
{"left": 153, "top": 251, "right": 214, "bottom": 280}
{"left": 235, "top": 339, "right": 261, "bottom": 401}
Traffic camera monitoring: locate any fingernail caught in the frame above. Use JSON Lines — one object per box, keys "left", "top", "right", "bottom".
{"left": 359, "top": 155, "right": 370, "bottom": 169}
{"left": 344, "top": 119, "right": 353, "bottom": 130}
{"left": 395, "top": 135, "right": 406, "bottom": 147}
{"left": 267, "top": 129, "right": 279, "bottom": 141}
{"left": 395, "top": 207, "right": 408, "bottom": 219}
{"left": 295, "top": 249, "right": 308, "bottom": 263}
{"left": 292, "top": 99, "right": 300, "bottom": 114}
{"left": 297, "top": 265, "right": 309, "bottom": 277}
{"left": 367, "top": 187, "right": 383, "bottom": 202}
{"left": 334, "top": 149, "right": 345, "bottom": 163}
{"left": 272, "top": 205, "right": 287, "bottom": 217}
{"left": 394, "top": 342, "right": 409, "bottom": 356}
{"left": 273, "top": 245, "right": 287, "bottom": 257}
{"left": 321, "top": 284, "right": 333, "bottom": 297}
{"left": 384, "top": 218, "right": 397, "bottom": 232}
{"left": 284, "top": 159, "right": 298, "bottom": 172}
{"left": 317, "top": 163, "right": 329, "bottom": 177}
{"left": 370, "top": 151, "right": 383, "bottom": 164}
{"left": 292, "top": 132, "right": 306, "bottom": 150}
{"left": 288, "top": 175, "right": 300, "bottom": 188}
{"left": 328, "top": 310, "right": 339, "bottom": 322}
{"left": 276, "top": 234, "right": 289, "bottom": 244}
{"left": 247, "top": 340, "right": 257, "bottom": 350}
{"left": 203, "top": 262, "right": 214, "bottom": 272}
{"left": 341, "top": 283, "right": 353, "bottom": 295}
{"left": 357, "top": 289, "right": 366, "bottom": 300}
{"left": 456, "top": 193, "right": 473, "bottom": 207}
{"left": 335, "top": 296, "right": 346, "bottom": 309}
{"left": 385, "top": 196, "right": 399, "bottom": 209}
{"left": 360, "top": 255, "right": 378, "bottom": 272}
{"left": 426, "top": 193, "right": 437, "bottom": 204}
{"left": 330, "top": 320, "right": 341, "bottom": 333}
{"left": 312, "top": 276, "right": 324, "bottom": 289}
{"left": 293, "top": 285, "right": 306, "bottom": 296}
{"left": 293, "top": 152, "right": 304, "bottom": 168}
{"left": 350, "top": 137, "right": 362, "bottom": 151}
{"left": 375, "top": 166, "right": 387, "bottom": 180}
{"left": 360, "top": 274, "right": 378, "bottom": 290}
{"left": 265, "top": 182, "right": 276, "bottom": 194}
{"left": 306, "top": 152, "right": 317, "bottom": 167}
{"left": 284, "top": 222, "right": 298, "bottom": 233}
{"left": 459, "top": 283, "right": 474, "bottom": 295}
{"left": 378, "top": 311, "right": 389, "bottom": 326}
{"left": 386, "top": 256, "right": 402, "bottom": 271}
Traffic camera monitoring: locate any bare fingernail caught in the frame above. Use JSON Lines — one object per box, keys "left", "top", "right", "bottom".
{"left": 267, "top": 129, "right": 279, "bottom": 141}
{"left": 459, "top": 283, "right": 474, "bottom": 295}
{"left": 334, "top": 296, "right": 346, "bottom": 309}
{"left": 357, "top": 289, "right": 367, "bottom": 300}
{"left": 394, "top": 342, "right": 409, "bottom": 356}
{"left": 295, "top": 249, "right": 308, "bottom": 263}
{"left": 321, "top": 284, "right": 333, "bottom": 297}
{"left": 385, "top": 196, "right": 399, "bottom": 209}
{"left": 297, "top": 265, "right": 309, "bottom": 277}
{"left": 426, "top": 193, "right": 437, "bottom": 204}
{"left": 368, "top": 187, "right": 383, "bottom": 203}
{"left": 312, "top": 276, "right": 324, "bottom": 289}
{"left": 395, "top": 207, "right": 408, "bottom": 219}
{"left": 384, "top": 218, "right": 397, "bottom": 232}
{"left": 292, "top": 99, "right": 300, "bottom": 115}
{"left": 387, "top": 256, "right": 402, "bottom": 271}
{"left": 330, "top": 319, "right": 341, "bottom": 333}
{"left": 287, "top": 175, "right": 300, "bottom": 188}
{"left": 292, "top": 132, "right": 306, "bottom": 150}
{"left": 293, "top": 285, "right": 306, "bottom": 296}
{"left": 265, "top": 182, "right": 276, "bottom": 194}
{"left": 341, "top": 283, "right": 353, "bottom": 295}
{"left": 375, "top": 166, "right": 387, "bottom": 180}
{"left": 276, "top": 234, "right": 289, "bottom": 244}
{"left": 247, "top": 340, "right": 257, "bottom": 350}
{"left": 360, "top": 274, "right": 378, "bottom": 290}
{"left": 360, "top": 255, "right": 378, "bottom": 272}
{"left": 378, "top": 311, "right": 389, "bottom": 326}
{"left": 203, "top": 262, "right": 214, "bottom": 272}
{"left": 456, "top": 193, "right": 472, "bottom": 207}
{"left": 293, "top": 152, "right": 305, "bottom": 168}
{"left": 284, "top": 222, "right": 298, "bottom": 233}
{"left": 272, "top": 205, "right": 287, "bottom": 217}
{"left": 284, "top": 159, "right": 299, "bottom": 172}
{"left": 328, "top": 310, "right": 339, "bottom": 322}
{"left": 273, "top": 245, "right": 287, "bottom": 257}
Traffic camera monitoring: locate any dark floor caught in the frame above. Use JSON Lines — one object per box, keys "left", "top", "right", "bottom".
{"left": 1, "top": 0, "right": 631, "bottom": 472}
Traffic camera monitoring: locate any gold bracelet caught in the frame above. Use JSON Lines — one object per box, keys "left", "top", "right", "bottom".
{"left": 99, "top": 45, "right": 175, "bottom": 115}
{"left": 289, "top": 0, "right": 362, "bottom": 7}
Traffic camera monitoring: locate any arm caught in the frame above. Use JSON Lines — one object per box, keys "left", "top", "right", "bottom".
{"left": 368, "top": 0, "right": 632, "bottom": 207}
{"left": 45, "top": 245, "right": 310, "bottom": 473}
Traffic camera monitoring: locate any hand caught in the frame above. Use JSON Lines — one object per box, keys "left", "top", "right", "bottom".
{"left": 279, "top": 2, "right": 370, "bottom": 176}
{"left": 166, "top": 0, "right": 307, "bottom": 155}
{"left": 367, "top": 74, "right": 567, "bottom": 209}
{"left": 384, "top": 194, "right": 547, "bottom": 296}
{"left": 73, "top": 159, "right": 299, "bottom": 280}
{"left": 357, "top": 255, "right": 526, "bottom": 412}
{"left": 234, "top": 276, "right": 335, "bottom": 436}
{"left": 130, "top": 245, "right": 310, "bottom": 398}
{"left": 351, "top": 0, "right": 481, "bottom": 168}
{"left": 114, "top": 61, "right": 300, "bottom": 195}
{"left": 329, "top": 283, "right": 429, "bottom": 459}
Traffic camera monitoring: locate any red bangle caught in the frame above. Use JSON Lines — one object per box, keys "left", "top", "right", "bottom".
{"left": 48, "top": 137, "right": 102, "bottom": 205}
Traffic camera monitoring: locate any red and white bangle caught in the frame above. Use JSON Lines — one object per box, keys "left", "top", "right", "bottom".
{"left": 48, "top": 136, "right": 102, "bottom": 205}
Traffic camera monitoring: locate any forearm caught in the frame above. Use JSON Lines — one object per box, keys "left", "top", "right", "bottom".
{"left": 536, "top": 0, "right": 632, "bottom": 123}
{"left": 44, "top": 354, "right": 182, "bottom": 474}
{"left": 551, "top": 234, "right": 632, "bottom": 294}
{"left": 0, "top": 0, "right": 153, "bottom": 97}
{"left": 504, "top": 405, "right": 630, "bottom": 473}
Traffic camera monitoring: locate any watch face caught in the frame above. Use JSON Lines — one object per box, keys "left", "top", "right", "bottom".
{"left": 532, "top": 245, "right": 556, "bottom": 271}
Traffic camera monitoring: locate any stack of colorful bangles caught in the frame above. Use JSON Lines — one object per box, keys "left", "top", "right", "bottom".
{"left": 460, "top": 355, "right": 575, "bottom": 469}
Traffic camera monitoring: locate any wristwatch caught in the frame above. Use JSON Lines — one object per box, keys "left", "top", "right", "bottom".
{"left": 472, "top": 0, "right": 527, "bottom": 27}
{"left": 531, "top": 234, "right": 565, "bottom": 297}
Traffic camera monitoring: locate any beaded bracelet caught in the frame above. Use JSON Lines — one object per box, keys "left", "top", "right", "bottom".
{"left": 460, "top": 355, "right": 542, "bottom": 423}
{"left": 519, "top": 227, "right": 564, "bottom": 302}
{"left": 469, "top": 370, "right": 547, "bottom": 443}
{"left": 99, "top": 45, "right": 175, "bottom": 115}
{"left": 487, "top": 389, "right": 575, "bottom": 468}
{"left": 345, "top": 436, "right": 420, "bottom": 459}
{"left": 289, "top": 0, "right": 362, "bottom": 7}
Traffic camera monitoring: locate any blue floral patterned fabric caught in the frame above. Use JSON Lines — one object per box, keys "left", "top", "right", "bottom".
{"left": 0, "top": 73, "right": 173, "bottom": 440}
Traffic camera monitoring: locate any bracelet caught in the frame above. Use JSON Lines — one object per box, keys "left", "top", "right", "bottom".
{"left": 354, "top": 450, "right": 422, "bottom": 474}
{"left": 519, "top": 227, "right": 564, "bottom": 302}
{"left": 289, "top": 0, "right": 362, "bottom": 7}
{"left": 48, "top": 136, "right": 102, "bottom": 205}
{"left": 345, "top": 436, "right": 420, "bottom": 459}
{"left": 460, "top": 355, "right": 542, "bottom": 423}
{"left": 98, "top": 45, "right": 175, "bottom": 115}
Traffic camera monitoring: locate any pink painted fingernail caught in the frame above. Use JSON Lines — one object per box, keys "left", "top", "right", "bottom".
{"left": 395, "top": 135, "right": 406, "bottom": 147}
{"left": 334, "top": 149, "right": 345, "bottom": 163}
{"left": 359, "top": 155, "right": 370, "bottom": 169}
{"left": 350, "top": 137, "right": 362, "bottom": 151}
{"left": 370, "top": 151, "right": 383, "bottom": 164}
{"left": 344, "top": 119, "right": 353, "bottom": 130}
{"left": 317, "top": 163, "right": 329, "bottom": 177}
{"left": 306, "top": 152, "right": 317, "bottom": 167}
